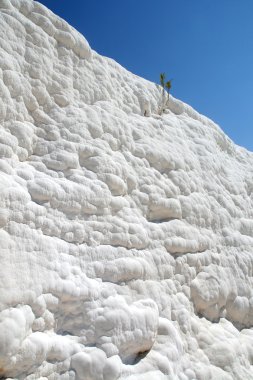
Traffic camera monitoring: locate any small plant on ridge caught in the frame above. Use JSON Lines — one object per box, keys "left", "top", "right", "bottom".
{"left": 159, "top": 72, "right": 172, "bottom": 114}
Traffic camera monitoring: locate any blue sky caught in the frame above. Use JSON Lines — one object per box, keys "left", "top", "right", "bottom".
{"left": 38, "top": 0, "right": 253, "bottom": 151}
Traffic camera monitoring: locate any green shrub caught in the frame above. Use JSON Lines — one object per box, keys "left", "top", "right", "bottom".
{"left": 159, "top": 73, "right": 172, "bottom": 114}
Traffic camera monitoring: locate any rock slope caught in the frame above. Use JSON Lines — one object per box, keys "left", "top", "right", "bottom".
{"left": 1, "top": 1, "right": 253, "bottom": 379}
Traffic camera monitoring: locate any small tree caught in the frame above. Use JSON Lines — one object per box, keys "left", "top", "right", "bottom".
{"left": 159, "top": 73, "right": 172, "bottom": 114}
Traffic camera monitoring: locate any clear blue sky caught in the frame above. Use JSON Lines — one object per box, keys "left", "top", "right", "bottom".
{"left": 38, "top": 0, "right": 253, "bottom": 152}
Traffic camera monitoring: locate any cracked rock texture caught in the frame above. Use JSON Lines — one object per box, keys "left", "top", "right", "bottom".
{"left": 1, "top": 1, "right": 253, "bottom": 379}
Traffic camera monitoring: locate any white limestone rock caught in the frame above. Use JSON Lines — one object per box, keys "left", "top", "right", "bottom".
{"left": 1, "top": 1, "right": 253, "bottom": 379}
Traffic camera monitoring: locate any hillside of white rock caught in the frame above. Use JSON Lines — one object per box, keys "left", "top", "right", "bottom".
{"left": 1, "top": 1, "right": 253, "bottom": 379}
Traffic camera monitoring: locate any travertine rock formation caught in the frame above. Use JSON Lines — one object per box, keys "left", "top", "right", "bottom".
{"left": 1, "top": 1, "right": 253, "bottom": 379}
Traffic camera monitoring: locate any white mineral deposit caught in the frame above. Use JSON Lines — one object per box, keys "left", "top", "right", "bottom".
{"left": 0, "top": 1, "right": 253, "bottom": 379}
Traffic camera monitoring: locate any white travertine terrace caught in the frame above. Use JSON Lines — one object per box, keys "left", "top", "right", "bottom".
{"left": 1, "top": 1, "right": 253, "bottom": 379}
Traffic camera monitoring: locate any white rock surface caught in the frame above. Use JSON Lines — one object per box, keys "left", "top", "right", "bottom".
{"left": 1, "top": 1, "right": 253, "bottom": 379}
